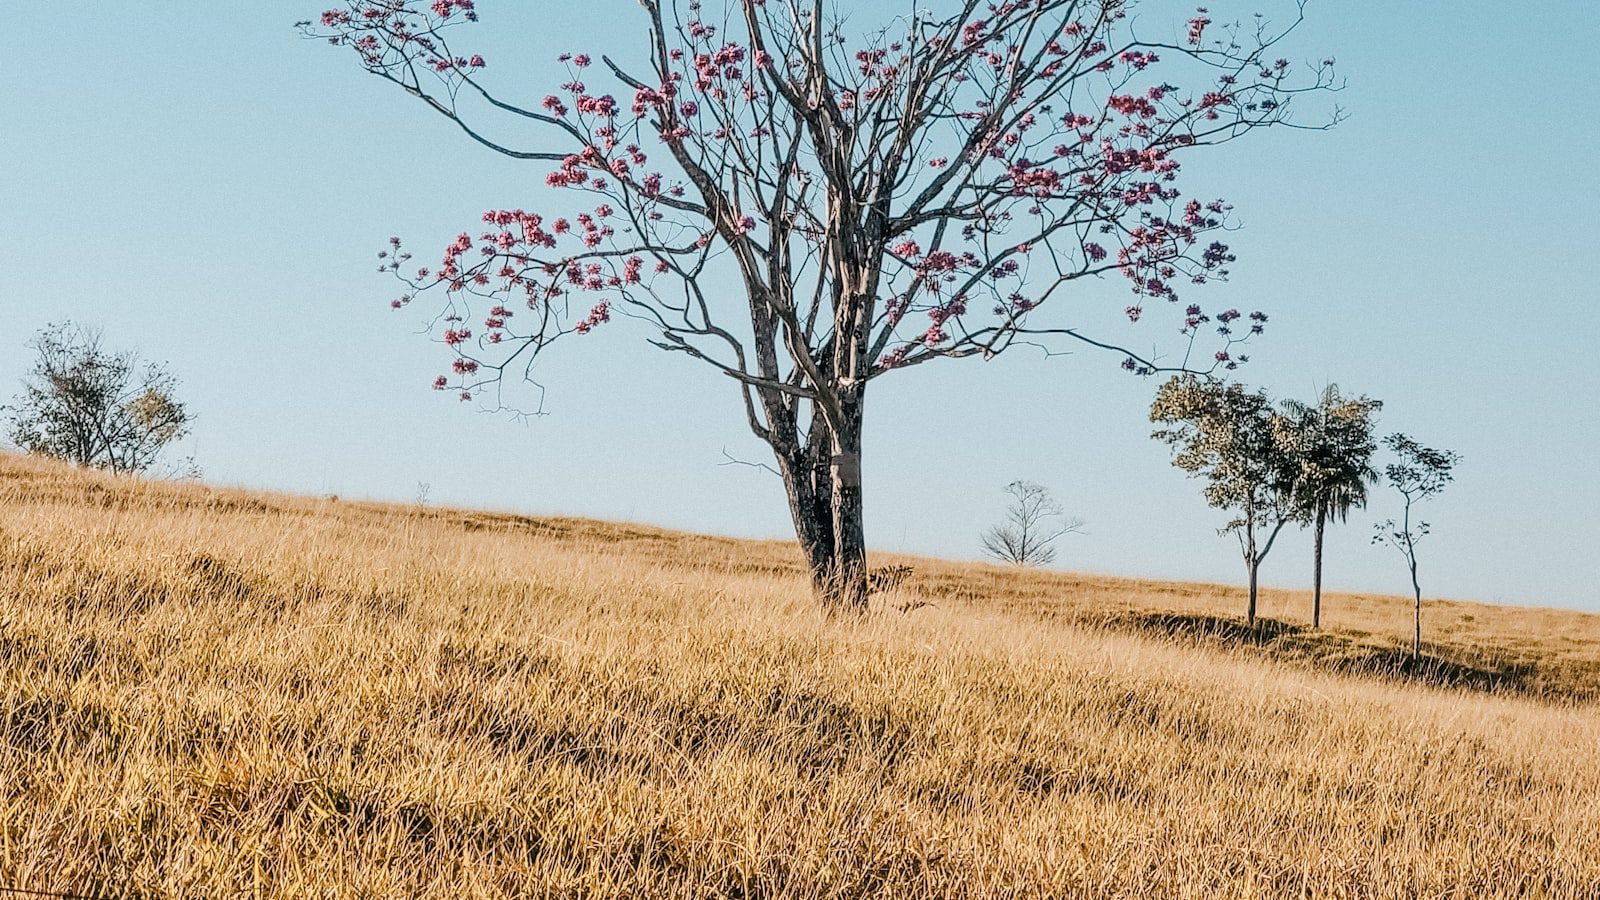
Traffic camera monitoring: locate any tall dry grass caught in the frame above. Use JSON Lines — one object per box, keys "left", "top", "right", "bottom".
{"left": 1, "top": 453, "right": 1597, "bottom": 898}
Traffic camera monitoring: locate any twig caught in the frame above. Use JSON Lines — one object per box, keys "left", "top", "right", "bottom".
{"left": 718, "top": 447, "right": 780, "bottom": 477}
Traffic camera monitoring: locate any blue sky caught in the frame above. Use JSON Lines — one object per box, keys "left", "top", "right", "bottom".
{"left": 3, "top": 1, "right": 1597, "bottom": 611}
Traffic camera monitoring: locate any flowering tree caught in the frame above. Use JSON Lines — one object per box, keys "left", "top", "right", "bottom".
{"left": 305, "top": 0, "right": 1336, "bottom": 610}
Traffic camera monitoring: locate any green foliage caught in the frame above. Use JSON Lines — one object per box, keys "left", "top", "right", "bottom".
{"left": 4, "top": 323, "right": 192, "bottom": 475}
{"left": 1151, "top": 375, "right": 1300, "bottom": 550}
{"left": 1381, "top": 434, "right": 1458, "bottom": 501}
{"left": 1277, "top": 386, "right": 1383, "bottom": 525}
{"left": 1373, "top": 433, "right": 1460, "bottom": 556}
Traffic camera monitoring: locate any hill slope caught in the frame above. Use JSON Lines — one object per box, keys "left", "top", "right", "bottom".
{"left": 1, "top": 453, "right": 1597, "bottom": 897}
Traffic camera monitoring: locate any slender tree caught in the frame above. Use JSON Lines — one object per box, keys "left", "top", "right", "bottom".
{"left": 4, "top": 324, "right": 192, "bottom": 476}
{"left": 1278, "top": 385, "right": 1381, "bottom": 628}
{"left": 1152, "top": 374, "right": 1300, "bottom": 624}
{"left": 305, "top": 0, "right": 1337, "bottom": 610}
{"left": 981, "top": 480, "right": 1084, "bottom": 566}
{"left": 1372, "top": 433, "right": 1458, "bottom": 662}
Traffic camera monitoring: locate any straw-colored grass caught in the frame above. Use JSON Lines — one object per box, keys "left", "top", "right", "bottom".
{"left": 1, "top": 452, "right": 1597, "bottom": 898}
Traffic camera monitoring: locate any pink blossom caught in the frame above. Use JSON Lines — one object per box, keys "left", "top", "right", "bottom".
{"left": 309, "top": 0, "right": 1292, "bottom": 400}
{"left": 574, "top": 301, "right": 611, "bottom": 334}
{"left": 1198, "top": 91, "right": 1232, "bottom": 120}
{"left": 879, "top": 345, "right": 911, "bottom": 369}
{"left": 1107, "top": 94, "right": 1157, "bottom": 118}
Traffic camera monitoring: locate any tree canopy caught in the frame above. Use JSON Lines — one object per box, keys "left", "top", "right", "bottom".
{"left": 306, "top": 0, "right": 1337, "bottom": 607}
{"left": 4, "top": 324, "right": 192, "bottom": 476}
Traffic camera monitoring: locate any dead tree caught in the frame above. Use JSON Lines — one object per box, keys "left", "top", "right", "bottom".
{"left": 981, "top": 480, "right": 1084, "bottom": 566}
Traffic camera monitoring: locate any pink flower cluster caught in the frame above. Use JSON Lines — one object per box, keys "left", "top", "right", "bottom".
{"left": 1107, "top": 94, "right": 1158, "bottom": 119}
{"left": 574, "top": 301, "right": 611, "bottom": 335}
{"left": 430, "top": 0, "right": 474, "bottom": 19}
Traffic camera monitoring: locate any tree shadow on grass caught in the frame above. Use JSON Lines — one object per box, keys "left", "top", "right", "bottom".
{"left": 1101, "top": 611, "right": 1591, "bottom": 702}
{"left": 1121, "top": 611, "right": 1300, "bottom": 646}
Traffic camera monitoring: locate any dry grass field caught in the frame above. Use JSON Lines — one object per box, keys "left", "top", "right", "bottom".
{"left": 2, "top": 452, "right": 1598, "bottom": 898}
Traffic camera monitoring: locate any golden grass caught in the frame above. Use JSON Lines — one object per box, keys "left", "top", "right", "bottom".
{"left": 1, "top": 452, "right": 1597, "bottom": 898}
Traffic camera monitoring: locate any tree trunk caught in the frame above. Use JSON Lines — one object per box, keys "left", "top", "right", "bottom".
{"left": 826, "top": 429, "right": 868, "bottom": 613}
{"left": 1241, "top": 509, "right": 1259, "bottom": 626}
{"left": 1312, "top": 503, "right": 1326, "bottom": 629}
{"left": 779, "top": 453, "right": 837, "bottom": 598}
{"left": 1247, "top": 561, "right": 1259, "bottom": 627}
{"left": 1411, "top": 563, "right": 1423, "bottom": 663}
{"left": 773, "top": 411, "right": 868, "bottom": 613}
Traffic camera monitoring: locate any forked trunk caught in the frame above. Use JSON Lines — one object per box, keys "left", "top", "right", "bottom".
{"left": 1244, "top": 515, "right": 1288, "bottom": 629}
{"left": 785, "top": 467, "right": 836, "bottom": 597}
{"left": 776, "top": 420, "right": 869, "bottom": 613}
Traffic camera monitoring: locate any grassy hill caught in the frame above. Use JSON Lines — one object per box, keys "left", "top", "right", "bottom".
{"left": 2, "top": 452, "right": 1597, "bottom": 897}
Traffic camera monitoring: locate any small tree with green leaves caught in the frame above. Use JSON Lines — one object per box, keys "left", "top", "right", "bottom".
{"left": 980, "top": 480, "right": 1085, "bottom": 567}
{"left": 1153, "top": 375, "right": 1301, "bottom": 625}
{"left": 1372, "top": 433, "right": 1459, "bottom": 662}
{"left": 1278, "top": 385, "right": 1383, "bottom": 628}
{"left": 4, "top": 323, "right": 192, "bottom": 475}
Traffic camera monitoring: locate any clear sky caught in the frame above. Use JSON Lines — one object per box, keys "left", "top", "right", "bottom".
{"left": 3, "top": 1, "right": 1597, "bottom": 611}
